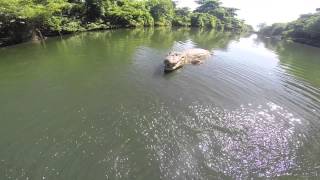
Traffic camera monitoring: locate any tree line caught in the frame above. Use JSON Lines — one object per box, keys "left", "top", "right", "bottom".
{"left": 258, "top": 9, "right": 320, "bottom": 47}
{"left": 0, "top": 0, "right": 252, "bottom": 47}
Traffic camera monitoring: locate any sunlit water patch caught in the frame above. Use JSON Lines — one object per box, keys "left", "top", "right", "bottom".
{"left": 131, "top": 102, "right": 318, "bottom": 179}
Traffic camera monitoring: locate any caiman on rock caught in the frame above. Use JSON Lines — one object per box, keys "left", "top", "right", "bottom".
{"left": 164, "top": 48, "right": 212, "bottom": 72}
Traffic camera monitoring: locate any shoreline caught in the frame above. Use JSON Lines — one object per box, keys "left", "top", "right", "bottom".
{"left": 0, "top": 27, "right": 250, "bottom": 49}
{"left": 0, "top": 25, "right": 124, "bottom": 48}
{"left": 3, "top": 29, "right": 319, "bottom": 49}
{"left": 257, "top": 34, "right": 320, "bottom": 48}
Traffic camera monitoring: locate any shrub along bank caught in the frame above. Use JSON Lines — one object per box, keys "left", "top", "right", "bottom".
{"left": 0, "top": 0, "right": 253, "bottom": 47}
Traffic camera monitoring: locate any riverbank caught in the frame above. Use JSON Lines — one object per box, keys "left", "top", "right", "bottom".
{"left": 289, "top": 37, "right": 320, "bottom": 48}
{"left": 257, "top": 34, "right": 320, "bottom": 48}
{"left": 258, "top": 9, "right": 320, "bottom": 48}
{"left": 1, "top": 26, "right": 253, "bottom": 48}
{"left": 0, "top": 0, "right": 253, "bottom": 48}
{"left": 0, "top": 23, "right": 118, "bottom": 47}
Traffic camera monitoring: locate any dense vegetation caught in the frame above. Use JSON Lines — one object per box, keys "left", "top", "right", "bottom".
{"left": 0, "top": 0, "right": 252, "bottom": 47}
{"left": 259, "top": 9, "right": 320, "bottom": 47}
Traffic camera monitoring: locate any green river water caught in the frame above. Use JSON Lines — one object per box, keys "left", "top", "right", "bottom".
{"left": 0, "top": 28, "right": 320, "bottom": 179}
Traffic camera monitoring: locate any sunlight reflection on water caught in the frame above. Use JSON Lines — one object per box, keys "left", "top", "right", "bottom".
{"left": 131, "top": 102, "right": 308, "bottom": 179}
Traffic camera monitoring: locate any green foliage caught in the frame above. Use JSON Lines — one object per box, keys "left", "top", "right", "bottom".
{"left": 61, "top": 19, "right": 85, "bottom": 32}
{"left": 242, "top": 23, "right": 254, "bottom": 33}
{"left": 147, "top": 0, "right": 174, "bottom": 26}
{"left": 172, "top": 7, "right": 191, "bottom": 26}
{"left": 259, "top": 23, "right": 287, "bottom": 36}
{"left": 0, "top": 0, "right": 71, "bottom": 24}
{"left": 195, "top": 0, "right": 221, "bottom": 14}
{"left": 0, "top": 0, "right": 74, "bottom": 45}
{"left": 85, "top": 20, "right": 109, "bottom": 30}
{"left": 191, "top": 13, "right": 216, "bottom": 28}
{"left": 0, "top": 0, "right": 250, "bottom": 46}
{"left": 194, "top": 0, "right": 242, "bottom": 31}
{"left": 259, "top": 10, "right": 320, "bottom": 47}
{"left": 106, "top": 0, "right": 154, "bottom": 27}
{"left": 85, "top": 0, "right": 105, "bottom": 21}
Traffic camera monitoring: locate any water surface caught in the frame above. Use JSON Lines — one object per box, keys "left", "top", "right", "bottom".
{"left": 0, "top": 28, "right": 320, "bottom": 179}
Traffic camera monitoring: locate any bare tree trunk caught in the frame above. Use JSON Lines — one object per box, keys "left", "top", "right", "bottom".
{"left": 58, "top": 31, "right": 62, "bottom": 39}
{"left": 35, "top": 28, "right": 45, "bottom": 42}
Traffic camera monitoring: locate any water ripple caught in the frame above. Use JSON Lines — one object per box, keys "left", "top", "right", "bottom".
{"left": 131, "top": 102, "right": 319, "bottom": 179}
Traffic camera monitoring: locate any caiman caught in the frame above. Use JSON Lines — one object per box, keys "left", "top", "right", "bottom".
{"left": 164, "top": 48, "right": 212, "bottom": 72}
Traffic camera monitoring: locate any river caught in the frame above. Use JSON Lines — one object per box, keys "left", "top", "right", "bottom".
{"left": 0, "top": 28, "right": 319, "bottom": 179}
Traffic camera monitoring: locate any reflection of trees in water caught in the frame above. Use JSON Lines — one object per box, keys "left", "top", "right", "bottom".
{"left": 60, "top": 28, "right": 240, "bottom": 54}
{"left": 57, "top": 29, "right": 156, "bottom": 63}
{"left": 151, "top": 27, "right": 240, "bottom": 51}
{"left": 257, "top": 37, "right": 320, "bottom": 87}
{"left": 189, "top": 28, "right": 240, "bottom": 51}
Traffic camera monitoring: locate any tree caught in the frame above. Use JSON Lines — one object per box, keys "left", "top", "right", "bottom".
{"left": 257, "top": 23, "right": 267, "bottom": 30}
{"left": 195, "top": 0, "right": 221, "bottom": 14}
{"left": 194, "top": 0, "right": 241, "bottom": 30}
{"left": 105, "top": 0, "right": 154, "bottom": 27}
{"left": 172, "top": 7, "right": 191, "bottom": 26}
{"left": 225, "top": 7, "right": 238, "bottom": 17}
{"left": 85, "top": 0, "right": 105, "bottom": 21}
{"left": 191, "top": 13, "right": 216, "bottom": 28}
{"left": 147, "top": 0, "right": 175, "bottom": 26}
{"left": 259, "top": 11, "right": 320, "bottom": 47}
{"left": 175, "top": 7, "right": 191, "bottom": 17}
{"left": 0, "top": 0, "right": 252, "bottom": 47}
